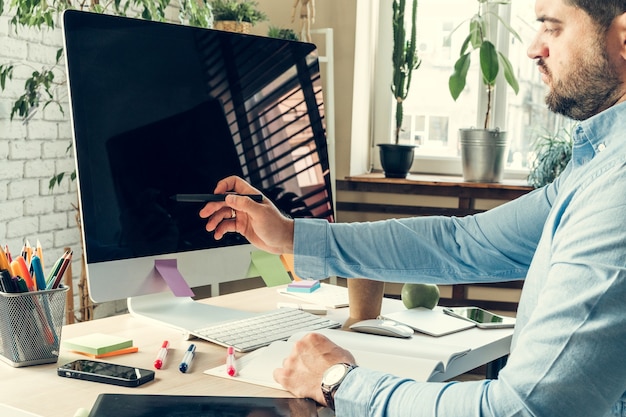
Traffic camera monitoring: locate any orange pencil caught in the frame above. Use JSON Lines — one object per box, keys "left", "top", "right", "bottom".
{"left": 11, "top": 256, "right": 35, "bottom": 291}
{"left": 0, "top": 245, "right": 14, "bottom": 276}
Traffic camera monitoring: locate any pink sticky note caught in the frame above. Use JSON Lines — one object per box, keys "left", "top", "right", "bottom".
{"left": 153, "top": 259, "right": 195, "bottom": 297}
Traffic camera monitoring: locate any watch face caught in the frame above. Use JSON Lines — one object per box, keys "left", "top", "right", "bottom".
{"left": 324, "top": 364, "right": 349, "bottom": 385}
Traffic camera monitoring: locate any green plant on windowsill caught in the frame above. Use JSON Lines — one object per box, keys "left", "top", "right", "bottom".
{"left": 448, "top": 0, "right": 521, "bottom": 129}
{"left": 527, "top": 127, "right": 573, "bottom": 188}
{"left": 378, "top": 0, "right": 421, "bottom": 179}
{"left": 268, "top": 26, "right": 299, "bottom": 41}
{"left": 210, "top": 0, "right": 267, "bottom": 25}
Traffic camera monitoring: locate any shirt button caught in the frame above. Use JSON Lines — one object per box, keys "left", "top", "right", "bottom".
{"left": 598, "top": 143, "right": 606, "bottom": 152}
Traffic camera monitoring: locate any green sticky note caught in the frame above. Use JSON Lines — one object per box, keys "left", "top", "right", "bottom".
{"left": 249, "top": 250, "right": 292, "bottom": 287}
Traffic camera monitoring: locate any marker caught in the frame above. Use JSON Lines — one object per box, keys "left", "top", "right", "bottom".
{"left": 0, "top": 270, "right": 17, "bottom": 293}
{"left": 170, "top": 193, "right": 263, "bottom": 203}
{"left": 179, "top": 344, "right": 196, "bottom": 373}
{"left": 154, "top": 340, "right": 169, "bottom": 369}
{"left": 226, "top": 346, "right": 237, "bottom": 377}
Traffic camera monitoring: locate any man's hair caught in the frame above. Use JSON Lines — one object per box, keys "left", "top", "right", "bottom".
{"left": 567, "top": 1, "right": 626, "bottom": 32}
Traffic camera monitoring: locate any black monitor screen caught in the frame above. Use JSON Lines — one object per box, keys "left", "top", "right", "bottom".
{"left": 63, "top": 11, "right": 333, "bottom": 264}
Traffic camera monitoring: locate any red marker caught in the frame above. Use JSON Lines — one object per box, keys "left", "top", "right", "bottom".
{"left": 154, "top": 340, "right": 169, "bottom": 369}
{"left": 226, "top": 346, "right": 237, "bottom": 377}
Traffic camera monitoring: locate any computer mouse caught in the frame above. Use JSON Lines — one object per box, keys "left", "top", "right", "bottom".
{"left": 349, "top": 319, "right": 414, "bottom": 339}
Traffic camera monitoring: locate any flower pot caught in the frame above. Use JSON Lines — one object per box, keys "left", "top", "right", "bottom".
{"left": 214, "top": 20, "right": 252, "bottom": 34}
{"left": 459, "top": 128, "right": 508, "bottom": 183}
{"left": 378, "top": 144, "right": 416, "bottom": 178}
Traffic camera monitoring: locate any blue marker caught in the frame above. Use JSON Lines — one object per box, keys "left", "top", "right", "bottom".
{"left": 179, "top": 344, "right": 196, "bottom": 373}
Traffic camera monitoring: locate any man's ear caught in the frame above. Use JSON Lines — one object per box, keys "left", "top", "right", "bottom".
{"left": 615, "top": 12, "right": 626, "bottom": 61}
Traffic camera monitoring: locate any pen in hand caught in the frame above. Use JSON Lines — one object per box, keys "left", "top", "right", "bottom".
{"left": 154, "top": 340, "right": 169, "bottom": 369}
{"left": 179, "top": 344, "right": 196, "bottom": 373}
{"left": 170, "top": 193, "right": 263, "bottom": 203}
{"left": 226, "top": 346, "right": 237, "bottom": 377}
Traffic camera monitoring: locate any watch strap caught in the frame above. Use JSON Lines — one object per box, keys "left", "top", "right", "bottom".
{"left": 321, "top": 363, "right": 357, "bottom": 411}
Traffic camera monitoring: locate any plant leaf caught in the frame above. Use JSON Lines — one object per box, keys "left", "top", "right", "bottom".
{"left": 479, "top": 40, "right": 499, "bottom": 85}
{"left": 498, "top": 51, "right": 519, "bottom": 94}
{"left": 449, "top": 53, "right": 471, "bottom": 100}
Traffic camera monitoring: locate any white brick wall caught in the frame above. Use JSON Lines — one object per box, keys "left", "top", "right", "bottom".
{"left": 1, "top": 10, "right": 127, "bottom": 320}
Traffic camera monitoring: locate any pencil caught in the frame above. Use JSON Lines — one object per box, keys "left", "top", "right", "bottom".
{"left": 170, "top": 193, "right": 263, "bottom": 203}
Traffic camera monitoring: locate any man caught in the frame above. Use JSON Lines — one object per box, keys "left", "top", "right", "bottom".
{"left": 200, "top": 1, "right": 626, "bottom": 415}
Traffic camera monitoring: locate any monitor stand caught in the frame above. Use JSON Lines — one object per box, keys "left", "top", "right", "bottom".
{"left": 127, "top": 291, "right": 255, "bottom": 334}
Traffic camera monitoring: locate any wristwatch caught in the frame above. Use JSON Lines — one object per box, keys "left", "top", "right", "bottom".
{"left": 321, "top": 363, "right": 358, "bottom": 411}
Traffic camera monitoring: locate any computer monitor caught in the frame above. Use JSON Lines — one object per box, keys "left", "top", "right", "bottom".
{"left": 62, "top": 10, "right": 334, "bottom": 329}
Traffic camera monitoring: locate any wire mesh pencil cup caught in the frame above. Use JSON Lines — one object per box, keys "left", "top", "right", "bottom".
{"left": 0, "top": 285, "right": 68, "bottom": 367}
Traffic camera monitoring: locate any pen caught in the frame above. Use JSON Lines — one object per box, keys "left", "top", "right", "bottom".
{"left": 154, "top": 340, "right": 169, "bottom": 369}
{"left": 179, "top": 343, "right": 196, "bottom": 373}
{"left": 226, "top": 346, "right": 237, "bottom": 377}
{"left": 170, "top": 193, "right": 263, "bottom": 203}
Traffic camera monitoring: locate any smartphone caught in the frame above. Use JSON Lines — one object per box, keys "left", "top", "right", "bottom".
{"left": 443, "top": 306, "right": 516, "bottom": 329}
{"left": 57, "top": 359, "right": 155, "bottom": 387}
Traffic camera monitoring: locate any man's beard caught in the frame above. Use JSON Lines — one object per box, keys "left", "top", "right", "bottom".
{"left": 541, "top": 43, "right": 622, "bottom": 121}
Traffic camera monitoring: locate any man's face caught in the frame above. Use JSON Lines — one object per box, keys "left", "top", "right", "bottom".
{"left": 528, "top": 0, "right": 623, "bottom": 120}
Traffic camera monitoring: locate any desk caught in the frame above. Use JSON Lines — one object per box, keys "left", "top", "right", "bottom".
{"left": 0, "top": 286, "right": 512, "bottom": 416}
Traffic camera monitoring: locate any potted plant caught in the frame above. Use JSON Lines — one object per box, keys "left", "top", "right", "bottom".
{"left": 210, "top": 0, "right": 267, "bottom": 34}
{"left": 268, "top": 26, "right": 299, "bottom": 41}
{"left": 527, "top": 127, "right": 572, "bottom": 188}
{"left": 448, "top": 0, "right": 520, "bottom": 182}
{"left": 378, "top": 0, "right": 421, "bottom": 179}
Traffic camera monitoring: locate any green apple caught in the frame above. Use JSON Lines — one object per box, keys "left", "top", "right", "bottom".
{"left": 401, "top": 283, "right": 440, "bottom": 310}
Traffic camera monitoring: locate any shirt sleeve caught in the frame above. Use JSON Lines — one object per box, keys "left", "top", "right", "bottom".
{"left": 293, "top": 184, "right": 554, "bottom": 284}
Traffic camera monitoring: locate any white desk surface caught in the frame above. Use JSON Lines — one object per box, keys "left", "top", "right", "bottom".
{"left": 0, "top": 285, "right": 512, "bottom": 416}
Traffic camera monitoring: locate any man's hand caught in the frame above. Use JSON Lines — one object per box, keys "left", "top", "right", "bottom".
{"left": 273, "top": 333, "right": 356, "bottom": 406}
{"left": 199, "top": 176, "right": 295, "bottom": 255}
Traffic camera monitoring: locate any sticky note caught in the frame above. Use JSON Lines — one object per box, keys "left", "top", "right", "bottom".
{"left": 287, "top": 280, "right": 320, "bottom": 293}
{"left": 249, "top": 251, "right": 292, "bottom": 287}
{"left": 63, "top": 333, "right": 133, "bottom": 355}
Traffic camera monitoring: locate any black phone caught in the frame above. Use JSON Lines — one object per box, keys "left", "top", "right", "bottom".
{"left": 443, "top": 306, "right": 516, "bottom": 329}
{"left": 57, "top": 359, "right": 155, "bottom": 387}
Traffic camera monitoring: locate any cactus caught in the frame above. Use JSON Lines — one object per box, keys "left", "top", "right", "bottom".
{"left": 391, "top": 0, "right": 421, "bottom": 144}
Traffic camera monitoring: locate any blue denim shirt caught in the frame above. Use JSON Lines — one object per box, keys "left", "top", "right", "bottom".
{"left": 293, "top": 101, "right": 626, "bottom": 417}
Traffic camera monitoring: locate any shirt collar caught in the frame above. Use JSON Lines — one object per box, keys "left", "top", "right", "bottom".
{"left": 571, "top": 101, "right": 626, "bottom": 165}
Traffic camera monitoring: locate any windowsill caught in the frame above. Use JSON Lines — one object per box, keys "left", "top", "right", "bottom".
{"left": 372, "top": 154, "right": 532, "bottom": 182}
{"left": 346, "top": 172, "right": 534, "bottom": 190}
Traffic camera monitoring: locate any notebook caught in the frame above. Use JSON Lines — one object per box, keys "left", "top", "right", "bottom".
{"left": 382, "top": 307, "right": 476, "bottom": 337}
{"left": 88, "top": 394, "right": 319, "bottom": 417}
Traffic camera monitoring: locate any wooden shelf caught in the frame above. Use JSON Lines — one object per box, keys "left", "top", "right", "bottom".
{"left": 337, "top": 173, "right": 533, "bottom": 217}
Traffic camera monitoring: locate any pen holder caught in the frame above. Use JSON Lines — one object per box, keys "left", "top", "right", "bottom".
{"left": 0, "top": 285, "right": 69, "bottom": 367}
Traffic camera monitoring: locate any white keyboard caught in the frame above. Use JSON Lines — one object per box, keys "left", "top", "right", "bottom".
{"left": 192, "top": 308, "right": 341, "bottom": 352}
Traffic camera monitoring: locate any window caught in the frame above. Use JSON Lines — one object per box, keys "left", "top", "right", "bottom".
{"left": 372, "top": 0, "right": 571, "bottom": 177}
